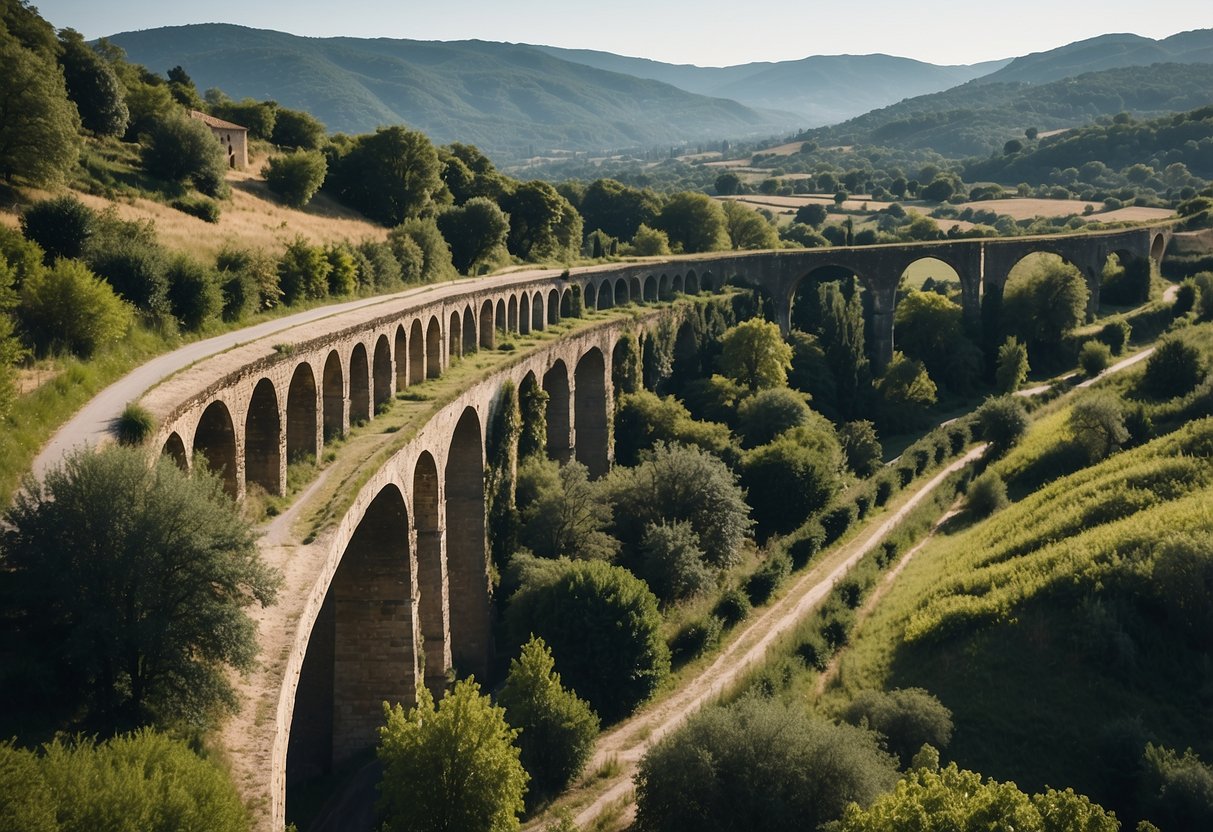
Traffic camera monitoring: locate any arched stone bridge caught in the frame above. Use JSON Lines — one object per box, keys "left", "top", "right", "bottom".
{"left": 129, "top": 223, "right": 1169, "bottom": 829}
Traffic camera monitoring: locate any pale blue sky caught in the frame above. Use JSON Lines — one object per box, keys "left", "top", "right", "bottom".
{"left": 30, "top": 0, "right": 1213, "bottom": 67}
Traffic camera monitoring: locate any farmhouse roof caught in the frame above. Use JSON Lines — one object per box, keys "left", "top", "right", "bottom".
{"left": 189, "top": 110, "right": 248, "bottom": 131}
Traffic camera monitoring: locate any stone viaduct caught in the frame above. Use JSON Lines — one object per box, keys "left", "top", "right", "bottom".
{"left": 129, "top": 224, "right": 1169, "bottom": 829}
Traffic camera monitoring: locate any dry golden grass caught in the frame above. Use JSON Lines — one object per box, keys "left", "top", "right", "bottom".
{"left": 954, "top": 197, "right": 1173, "bottom": 222}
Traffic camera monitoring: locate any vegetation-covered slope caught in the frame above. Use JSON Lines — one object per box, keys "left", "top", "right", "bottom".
{"left": 105, "top": 24, "right": 794, "bottom": 158}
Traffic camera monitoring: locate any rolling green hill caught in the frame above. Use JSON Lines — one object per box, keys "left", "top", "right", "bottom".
{"left": 105, "top": 24, "right": 796, "bottom": 160}
{"left": 532, "top": 45, "right": 1008, "bottom": 126}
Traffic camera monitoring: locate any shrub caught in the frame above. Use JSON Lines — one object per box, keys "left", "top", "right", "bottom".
{"left": 1193, "top": 271, "right": 1213, "bottom": 320}
{"left": 1069, "top": 392, "right": 1129, "bottom": 461}
{"left": 995, "top": 335, "right": 1030, "bottom": 393}
{"left": 637, "top": 520, "right": 713, "bottom": 604}
{"left": 19, "top": 259, "right": 131, "bottom": 357}
{"left": 874, "top": 476, "right": 895, "bottom": 507}
{"left": 736, "top": 387, "right": 810, "bottom": 447}
{"left": 822, "top": 502, "right": 858, "bottom": 544}
{"left": 507, "top": 559, "right": 669, "bottom": 722}
{"left": 115, "top": 403, "right": 154, "bottom": 446}
{"left": 712, "top": 587, "right": 752, "bottom": 628}
{"left": 1079, "top": 340, "right": 1112, "bottom": 377}
{"left": 946, "top": 423, "right": 970, "bottom": 455}
{"left": 1138, "top": 744, "right": 1213, "bottom": 831}
{"left": 975, "top": 395, "right": 1029, "bottom": 454}
{"left": 165, "top": 254, "right": 221, "bottom": 331}
{"left": 745, "top": 549, "right": 791, "bottom": 605}
{"left": 263, "top": 149, "right": 327, "bottom": 208}
{"left": 19, "top": 194, "right": 95, "bottom": 262}
{"left": 498, "top": 637, "right": 598, "bottom": 805}
{"left": 797, "top": 630, "right": 834, "bottom": 670}
{"left": 788, "top": 521, "right": 826, "bottom": 568}
{"left": 635, "top": 697, "right": 898, "bottom": 832}
{"left": 966, "top": 470, "right": 1008, "bottom": 517}
{"left": 841, "top": 688, "right": 954, "bottom": 766}
{"left": 742, "top": 435, "right": 840, "bottom": 540}
{"left": 1097, "top": 319, "right": 1131, "bottom": 355}
{"left": 170, "top": 196, "right": 220, "bottom": 223}
{"left": 1143, "top": 337, "right": 1205, "bottom": 399}
{"left": 85, "top": 233, "right": 170, "bottom": 316}
{"left": 1173, "top": 280, "right": 1198, "bottom": 317}
{"left": 670, "top": 615, "right": 724, "bottom": 664}
{"left": 217, "top": 245, "right": 280, "bottom": 311}
{"left": 141, "top": 112, "right": 228, "bottom": 196}
{"left": 277, "top": 236, "right": 331, "bottom": 304}
{"left": 839, "top": 420, "right": 883, "bottom": 477}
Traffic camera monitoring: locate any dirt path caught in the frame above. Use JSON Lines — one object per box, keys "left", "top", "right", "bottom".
{"left": 544, "top": 445, "right": 988, "bottom": 831}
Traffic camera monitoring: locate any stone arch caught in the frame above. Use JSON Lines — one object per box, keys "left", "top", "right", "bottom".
{"left": 322, "top": 350, "right": 344, "bottom": 440}
{"left": 285, "top": 484, "right": 414, "bottom": 798}
{"left": 1150, "top": 232, "right": 1167, "bottom": 262}
{"left": 426, "top": 316, "right": 442, "bottom": 378}
{"left": 449, "top": 310, "right": 462, "bottom": 360}
{"left": 349, "top": 343, "right": 371, "bottom": 425}
{"left": 194, "top": 400, "right": 238, "bottom": 498}
{"left": 543, "top": 360, "right": 571, "bottom": 462}
{"left": 373, "top": 334, "right": 392, "bottom": 411}
{"left": 659, "top": 273, "right": 671, "bottom": 299}
{"left": 790, "top": 263, "right": 864, "bottom": 333}
{"left": 584, "top": 282, "right": 597, "bottom": 311}
{"left": 162, "top": 432, "right": 188, "bottom": 470}
{"left": 701, "top": 271, "right": 714, "bottom": 292}
{"left": 899, "top": 256, "right": 961, "bottom": 291}
{"left": 394, "top": 325, "right": 407, "bottom": 391}
{"left": 480, "top": 300, "right": 495, "bottom": 348}
{"left": 445, "top": 407, "right": 490, "bottom": 679}
{"left": 496, "top": 299, "right": 507, "bottom": 335}
{"left": 508, "top": 294, "right": 519, "bottom": 333}
{"left": 413, "top": 451, "right": 449, "bottom": 697}
{"left": 685, "top": 270, "right": 700, "bottom": 294}
{"left": 616, "top": 277, "right": 630, "bottom": 305}
{"left": 462, "top": 306, "right": 477, "bottom": 354}
{"left": 409, "top": 319, "right": 425, "bottom": 386}
{"left": 286, "top": 363, "right": 319, "bottom": 463}
{"left": 597, "top": 280, "right": 614, "bottom": 310}
{"left": 630, "top": 276, "right": 643, "bottom": 303}
{"left": 574, "top": 347, "right": 609, "bottom": 478}
{"left": 519, "top": 293, "right": 531, "bottom": 335}
{"left": 672, "top": 272, "right": 685, "bottom": 294}
{"left": 532, "top": 291, "right": 544, "bottom": 331}
{"left": 644, "top": 275, "right": 657, "bottom": 302}
{"left": 671, "top": 319, "right": 700, "bottom": 389}
{"left": 245, "top": 378, "right": 282, "bottom": 495}
{"left": 1005, "top": 249, "right": 1096, "bottom": 321}
{"left": 547, "top": 289, "right": 560, "bottom": 324}
{"left": 561, "top": 288, "right": 574, "bottom": 318}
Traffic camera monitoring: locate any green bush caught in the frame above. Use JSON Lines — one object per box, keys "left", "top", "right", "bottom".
{"left": 670, "top": 615, "right": 725, "bottom": 665}
{"left": 975, "top": 395, "right": 1029, "bottom": 454}
{"left": 115, "top": 403, "right": 154, "bottom": 446}
{"left": 1079, "top": 340, "right": 1112, "bottom": 377}
{"left": 170, "top": 196, "right": 220, "bottom": 223}
{"left": 839, "top": 420, "right": 883, "bottom": 477}
{"left": 788, "top": 521, "right": 826, "bottom": 568}
{"left": 636, "top": 520, "right": 712, "bottom": 604}
{"left": 85, "top": 233, "right": 170, "bottom": 316}
{"left": 141, "top": 112, "right": 229, "bottom": 197}
{"left": 263, "top": 149, "right": 327, "bottom": 208}
{"left": 19, "top": 194, "right": 95, "bottom": 262}
{"left": 277, "top": 236, "right": 331, "bottom": 304}
{"left": 745, "top": 549, "right": 791, "bottom": 605}
{"left": 995, "top": 335, "right": 1030, "bottom": 393}
{"left": 742, "top": 434, "right": 840, "bottom": 540}
{"left": 1097, "top": 319, "right": 1131, "bottom": 355}
{"left": 165, "top": 254, "right": 221, "bottom": 331}
{"left": 841, "top": 688, "right": 954, "bottom": 767}
{"left": 736, "top": 387, "right": 810, "bottom": 447}
{"left": 1143, "top": 337, "right": 1205, "bottom": 399}
{"left": 507, "top": 559, "right": 669, "bottom": 722}
{"left": 966, "top": 470, "right": 1008, "bottom": 517}
{"left": 822, "top": 502, "right": 858, "bottom": 544}
{"left": 1139, "top": 744, "right": 1213, "bottom": 831}
{"left": 874, "top": 476, "right": 896, "bottom": 506}
{"left": 19, "top": 259, "right": 131, "bottom": 357}
{"left": 712, "top": 587, "right": 752, "bottom": 628}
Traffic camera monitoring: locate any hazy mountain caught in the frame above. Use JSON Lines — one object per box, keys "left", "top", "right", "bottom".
{"left": 975, "top": 28, "right": 1213, "bottom": 85}
{"left": 106, "top": 24, "right": 796, "bottom": 159}
{"left": 532, "top": 45, "right": 1009, "bottom": 125}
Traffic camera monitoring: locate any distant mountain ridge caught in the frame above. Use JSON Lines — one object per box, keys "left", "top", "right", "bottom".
{"left": 976, "top": 29, "right": 1213, "bottom": 85}
{"left": 106, "top": 24, "right": 797, "bottom": 159}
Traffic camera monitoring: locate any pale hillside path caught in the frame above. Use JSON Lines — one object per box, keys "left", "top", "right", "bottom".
{"left": 551, "top": 444, "right": 988, "bottom": 831}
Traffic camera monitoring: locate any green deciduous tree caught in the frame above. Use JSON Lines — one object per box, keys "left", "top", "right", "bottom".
{"left": 628, "top": 223, "right": 671, "bottom": 256}
{"left": 516, "top": 458, "right": 619, "bottom": 562}
{"left": 966, "top": 470, "right": 1008, "bottom": 517}
{"left": 1001, "top": 259, "right": 1089, "bottom": 351}
{"left": 742, "top": 431, "right": 841, "bottom": 539}
{"left": 1078, "top": 340, "right": 1111, "bottom": 378}
{"left": 1138, "top": 744, "right": 1213, "bottom": 831}
{"left": 0, "top": 28, "right": 82, "bottom": 185}
{"left": 329, "top": 126, "right": 444, "bottom": 225}
{"left": 263, "top": 149, "right": 327, "bottom": 208}
{"left": 506, "top": 559, "right": 668, "bottom": 722}
{"left": 841, "top": 688, "right": 953, "bottom": 767}
{"left": 270, "top": 106, "right": 326, "bottom": 149}
{"left": 165, "top": 253, "right": 221, "bottom": 331}
{"left": 613, "top": 390, "right": 733, "bottom": 466}
{"left": 277, "top": 236, "right": 331, "bottom": 304}
{"left": 499, "top": 180, "right": 581, "bottom": 262}
{"left": 996, "top": 336, "right": 1030, "bottom": 393}
{"left": 976, "top": 395, "right": 1029, "bottom": 455}
{"left": 637, "top": 520, "right": 714, "bottom": 603}
{"left": 378, "top": 679, "right": 527, "bottom": 832}
{"left": 636, "top": 697, "right": 899, "bottom": 832}
{"left": 498, "top": 636, "right": 599, "bottom": 805}
{"left": 1142, "top": 336, "right": 1205, "bottom": 399}
{"left": 57, "top": 29, "right": 128, "bottom": 137}
{"left": 736, "top": 387, "right": 811, "bottom": 447}
{"left": 20, "top": 194, "right": 96, "bottom": 263}
{"left": 0, "top": 446, "right": 279, "bottom": 732}
{"left": 437, "top": 196, "right": 510, "bottom": 275}
{"left": 819, "top": 280, "right": 868, "bottom": 418}
{"left": 876, "top": 352, "right": 937, "bottom": 432}
{"left": 580, "top": 178, "right": 661, "bottom": 242}
{"left": 655, "top": 192, "right": 727, "bottom": 253}
{"left": 796, "top": 202, "right": 828, "bottom": 227}
{"left": 719, "top": 318, "right": 793, "bottom": 391}
{"left": 141, "top": 112, "right": 229, "bottom": 197}
{"left": 1069, "top": 392, "right": 1128, "bottom": 462}
{"left": 721, "top": 200, "right": 779, "bottom": 250}
{"left": 18, "top": 259, "right": 131, "bottom": 357}
{"left": 390, "top": 217, "right": 456, "bottom": 283}
{"left": 839, "top": 420, "right": 883, "bottom": 477}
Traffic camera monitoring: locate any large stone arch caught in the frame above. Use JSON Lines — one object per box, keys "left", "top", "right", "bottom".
{"left": 409, "top": 319, "right": 425, "bottom": 386}
{"left": 480, "top": 300, "right": 495, "bottom": 349}
{"left": 449, "top": 310, "right": 462, "bottom": 360}
{"left": 462, "top": 306, "right": 477, "bottom": 355}
{"left": 672, "top": 272, "right": 685, "bottom": 294}
{"left": 413, "top": 451, "right": 449, "bottom": 697}
{"left": 584, "top": 281, "right": 598, "bottom": 311}
{"left": 574, "top": 347, "right": 609, "bottom": 477}
{"left": 685, "top": 270, "right": 700, "bottom": 294}
{"left": 194, "top": 399, "right": 238, "bottom": 498}
{"left": 349, "top": 343, "right": 371, "bottom": 425}
{"left": 543, "top": 359, "right": 572, "bottom": 462}
{"left": 426, "top": 316, "right": 442, "bottom": 379}
{"left": 701, "top": 271, "right": 714, "bottom": 292}
{"left": 547, "top": 289, "right": 560, "bottom": 325}
{"left": 560, "top": 287, "right": 574, "bottom": 318}
{"left": 496, "top": 299, "right": 507, "bottom": 335}
{"left": 162, "top": 431, "right": 188, "bottom": 470}
{"left": 659, "top": 273, "right": 671, "bottom": 300}
{"left": 322, "top": 350, "right": 344, "bottom": 440}
{"left": 286, "top": 363, "right": 319, "bottom": 463}
{"left": 644, "top": 275, "right": 657, "bottom": 302}
{"left": 532, "top": 291, "right": 545, "bottom": 331}
{"left": 445, "top": 407, "right": 490, "bottom": 679}
{"left": 519, "top": 293, "right": 531, "bottom": 335}
{"left": 597, "top": 279, "right": 614, "bottom": 310}
{"left": 285, "top": 484, "right": 414, "bottom": 800}
{"left": 1150, "top": 232, "right": 1167, "bottom": 263}
{"left": 615, "top": 277, "right": 630, "bottom": 305}
{"left": 630, "top": 276, "right": 643, "bottom": 302}
{"left": 245, "top": 378, "right": 282, "bottom": 495}
{"left": 508, "top": 294, "right": 519, "bottom": 333}
{"left": 394, "top": 325, "right": 407, "bottom": 391}
{"left": 373, "top": 334, "right": 393, "bottom": 412}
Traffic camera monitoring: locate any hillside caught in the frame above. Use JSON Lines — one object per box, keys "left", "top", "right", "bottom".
{"left": 801, "top": 62, "right": 1213, "bottom": 157}
{"left": 531, "top": 46, "right": 1007, "bottom": 126}
{"left": 105, "top": 24, "right": 795, "bottom": 159}
{"left": 977, "top": 28, "right": 1213, "bottom": 85}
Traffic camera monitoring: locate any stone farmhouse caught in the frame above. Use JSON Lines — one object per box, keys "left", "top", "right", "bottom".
{"left": 189, "top": 110, "right": 248, "bottom": 170}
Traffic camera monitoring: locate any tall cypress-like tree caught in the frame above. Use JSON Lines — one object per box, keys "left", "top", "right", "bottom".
{"left": 818, "top": 279, "right": 868, "bottom": 418}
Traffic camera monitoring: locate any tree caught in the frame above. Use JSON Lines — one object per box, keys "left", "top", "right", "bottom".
{"left": 579, "top": 178, "right": 661, "bottom": 242}
{"left": 0, "top": 28, "right": 82, "bottom": 185}
{"left": 637, "top": 520, "right": 715, "bottom": 603}
{"left": 715, "top": 172, "right": 742, "bottom": 195}
{"left": 796, "top": 202, "right": 828, "bottom": 227}
{"left": 629, "top": 224, "right": 670, "bottom": 256}
{"left": 819, "top": 280, "right": 868, "bottom": 418}
{"left": 966, "top": 471, "right": 1008, "bottom": 517}
{"left": 1142, "top": 336, "right": 1204, "bottom": 399}
{"left": 613, "top": 390, "right": 733, "bottom": 466}
{"left": 390, "top": 217, "right": 457, "bottom": 283}
{"left": 499, "top": 180, "right": 581, "bottom": 262}
{"left": 743, "top": 432, "right": 841, "bottom": 539}
{"left": 839, "top": 420, "right": 883, "bottom": 477}
{"left": 1138, "top": 744, "right": 1213, "bottom": 831}
{"left": 736, "top": 387, "right": 811, "bottom": 447}
{"left": 876, "top": 352, "right": 937, "bottom": 431}
{"left": 841, "top": 688, "right": 953, "bottom": 767}
{"left": 996, "top": 336, "right": 1030, "bottom": 393}
{"left": 57, "top": 29, "right": 128, "bottom": 137}
{"left": 921, "top": 177, "right": 956, "bottom": 202}
{"left": 604, "top": 442, "right": 752, "bottom": 570}
{"left": 165, "top": 254, "right": 221, "bottom": 331}
{"left": 18, "top": 259, "right": 131, "bottom": 357}
{"left": 654, "top": 192, "right": 727, "bottom": 253}
{"left": 209, "top": 96, "right": 276, "bottom": 141}
{"left": 263, "top": 149, "right": 327, "bottom": 208}
{"left": 1069, "top": 392, "right": 1128, "bottom": 461}
{"left": 1001, "top": 259, "right": 1088, "bottom": 351}
{"left": 506, "top": 559, "right": 669, "bottom": 722}
{"left": 329, "top": 126, "right": 444, "bottom": 225}
{"left": 498, "top": 636, "right": 599, "bottom": 804}
{"left": 277, "top": 236, "right": 331, "bottom": 304}
{"left": 1078, "top": 340, "right": 1111, "bottom": 378}
{"left": 0, "top": 260, "right": 25, "bottom": 417}
{"left": 166, "top": 65, "right": 204, "bottom": 110}
{"left": 20, "top": 194, "right": 96, "bottom": 263}
{"left": 721, "top": 200, "right": 779, "bottom": 250}
{"left": 437, "top": 197, "right": 510, "bottom": 275}
{"left": 141, "top": 112, "right": 229, "bottom": 197}
{"left": 893, "top": 290, "right": 965, "bottom": 380}
{"left": 719, "top": 319, "right": 793, "bottom": 391}
{"left": 516, "top": 458, "right": 619, "bottom": 561}
{"left": 976, "top": 395, "right": 1029, "bottom": 454}
{"left": 378, "top": 679, "right": 527, "bottom": 832}
{"left": 835, "top": 756, "right": 1118, "bottom": 832}
{"left": 0, "top": 446, "right": 279, "bottom": 732}
{"left": 635, "top": 697, "right": 899, "bottom": 832}
{"left": 270, "top": 106, "right": 326, "bottom": 149}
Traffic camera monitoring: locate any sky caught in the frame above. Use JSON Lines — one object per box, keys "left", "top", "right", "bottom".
{"left": 29, "top": 0, "right": 1213, "bottom": 67}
